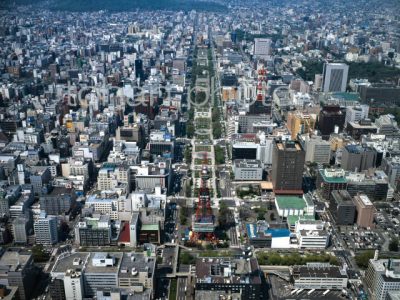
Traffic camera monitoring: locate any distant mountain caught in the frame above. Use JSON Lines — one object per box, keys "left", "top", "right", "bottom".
{"left": 1, "top": 0, "right": 227, "bottom": 12}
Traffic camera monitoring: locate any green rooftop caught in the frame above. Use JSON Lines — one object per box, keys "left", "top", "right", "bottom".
{"left": 141, "top": 224, "right": 159, "bottom": 231}
{"left": 287, "top": 215, "right": 315, "bottom": 227}
{"left": 330, "top": 92, "right": 360, "bottom": 101}
{"left": 319, "top": 169, "right": 347, "bottom": 184}
{"left": 275, "top": 196, "right": 306, "bottom": 210}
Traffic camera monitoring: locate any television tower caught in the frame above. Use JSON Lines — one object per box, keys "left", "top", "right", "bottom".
{"left": 190, "top": 153, "right": 215, "bottom": 243}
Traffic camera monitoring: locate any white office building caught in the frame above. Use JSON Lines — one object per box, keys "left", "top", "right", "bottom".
{"left": 253, "top": 38, "right": 272, "bottom": 58}
{"left": 323, "top": 63, "right": 349, "bottom": 93}
{"left": 34, "top": 212, "right": 58, "bottom": 245}
{"left": 366, "top": 258, "right": 400, "bottom": 300}
{"left": 64, "top": 269, "right": 84, "bottom": 300}
{"left": 233, "top": 159, "right": 263, "bottom": 181}
{"left": 298, "top": 230, "right": 329, "bottom": 249}
{"left": 292, "top": 263, "right": 348, "bottom": 290}
{"left": 295, "top": 219, "right": 329, "bottom": 249}
{"left": 301, "top": 135, "right": 331, "bottom": 164}
{"left": 345, "top": 105, "right": 369, "bottom": 125}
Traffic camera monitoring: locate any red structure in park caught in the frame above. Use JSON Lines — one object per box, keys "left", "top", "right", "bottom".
{"left": 190, "top": 153, "right": 215, "bottom": 242}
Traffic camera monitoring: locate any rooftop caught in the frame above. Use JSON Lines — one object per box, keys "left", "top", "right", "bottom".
{"left": 51, "top": 252, "right": 90, "bottom": 275}
{"left": 319, "top": 169, "right": 347, "bottom": 184}
{"left": 276, "top": 140, "right": 303, "bottom": 152}
{"left": 0, "top": 249, "right": 32, "bottom": 272}
{"left": 292, "top": 264, "right": 347, "bottom": 278}
{"left": 195, "top": 257, "right": 261, "bottom": 285}
{"left": 85, "top": 252, "right": 123, "bottom": 273}
{"left": 119, "top": 252, "right": 155, "bottom": 277}
{"left": 287, "top": 215, "right": 316, "bottom": 227}
{"left": 234, "top": 159, "right": 262, "bottom": 168}
{"left": 331, "top": 190, "right": 353, "bottom": 204}
{"left": 356, "top": 194, "right": 373, "bottom": 207}
{"left": 275, "top": 195, "right": 306, "bottom": 210}
{"left": 141, "top": 224, "right": 159, "bottom": 231}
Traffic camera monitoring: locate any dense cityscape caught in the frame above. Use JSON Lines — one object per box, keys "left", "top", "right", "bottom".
{"left": 0, "top": 0, "right": 400, "bottom": 299}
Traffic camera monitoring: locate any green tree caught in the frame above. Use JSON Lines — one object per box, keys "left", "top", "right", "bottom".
{"left": 355, "top": 251, "right": 375, "bottom": 269}
{"left": 187, "top": 122, "right": 195, "bottom": 138}
{"left": 214, "top": 145, "right": 225, "bottom": 164}
{"left": 212, "top": 121, "right": 222, "bottom": 138}
{"left": 270, "top": 212, "right": 275, "bottom": 221}
{"left": 180, "top": 206, "right": 189, "bottom": 225}
{"left": 389, "top": 238, "right": 399, "bottom": 252}
{"left": 218, "top": 202, "right": 232, "bottom": 229}
{"left": 180, "top": 252, "right": 195, "bottom": 264}
{"left": 31, "top": 245, "right": 50, "bottom": 263}
{"left": 184, "top": 147, "right": 192, "bottom": 164}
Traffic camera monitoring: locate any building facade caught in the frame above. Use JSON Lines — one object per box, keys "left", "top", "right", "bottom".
{"left": 233, "top": 159, "right": 263, "bottom": 181}
{"left": 322, "top": 63, "right": 349, "bottom": 93}
{"left": 271, "top": 140, "right": 305, "bottom": 193}
{"left": 34, "top": 212, "right": 58, "bottom": 245}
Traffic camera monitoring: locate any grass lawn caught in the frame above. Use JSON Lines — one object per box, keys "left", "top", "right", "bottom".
{"left": 195, "top": 158, "right": 212, "bottom": 165}
{"left": 195, "top": 145, "right": 212, "bottom": 152}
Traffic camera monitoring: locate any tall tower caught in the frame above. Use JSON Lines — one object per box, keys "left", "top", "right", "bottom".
{"left": 190, "top": 153, "right": 215, "bottom": 243}
{"left": 256, "top": 63, "right": 267, "bottom": 101}
{"left": 249, "top": 64, "right": 271, "bottom": 116}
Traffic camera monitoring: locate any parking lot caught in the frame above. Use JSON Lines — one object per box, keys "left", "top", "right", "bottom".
{"left": 340, "top": 229, "right": 384, "bottom": 251}
{"left": 375, "top": 203, "right": 400, "bottom": 233}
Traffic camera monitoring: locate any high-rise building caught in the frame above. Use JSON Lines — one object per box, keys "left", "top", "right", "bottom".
{"left": 318, "top": 105, "right": 346, "bottom": 139}
{"left": 129, "top": 212, "right": 139, "bottom": 248}
{"left": 50, "top": 251, "right": 156, "bottom": 298}
{"left": 97, "top": 163, "right": 131, "bottom": 192}
{"left": 322, "top": 63, "right": 349, "bottom": 92}
{"left": 253, "top": 38, "right": 272, "bottom": 58}
{"left": 301, "top": 135, "right": 331, "bottom": 164}
{"left": 248, "top": 98, "right": 272, "bottom": 115}
{"left": 345, "top": 105, "right": 369, "bottom": 126}
{"left": 366, "top": 258, "right": 400, "bottom": 300}
{"left": 330, "top": 190, "right": 356, "bottom": 225}
{"left": 383, "top": 156, "right": 400, "bottom": 192}
{"left": 233, "top": 159, "right": 263, "bottom": 181}
{"left": 40, "top": 187, "right": 76, "bottom": 216}
{"left": 134, "top": 59, "right": 144, "bottom": 80}
{"left": 34, "top": 212, "right": 58, "bottom": 245}
{"left": 12, "top": 215, "right": 31, "bottom": 244}
{"left": 341, "top": 144, "right": 377, "bottom": 172}
{"left": 314, "top": 74, "right": 323, "bottom": 91}
{"left": 0, "top": 248, "right": 37, "bottom": 300}
{"left": 316, "top": 168, "right": 348, "bottom": 200}
{"left": 64, "top": 269, "right": 84, "bottom": 300}
{"left": 74, "top": 215, "right": 111, "bottom": 246}
{"left": 353, "top": 194, "right": 375, "bottom": 228}
{"left": 0, "top": 191, "right": 9, "bottom": 218}
{"left": 346, "top": 171, "right": 389, "bottom": 202}
{"left": 271, "top": 139, "right": 305, "bottom": 193}
{"left": 287, "top": 112, "right": 317, "bottom": 140}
